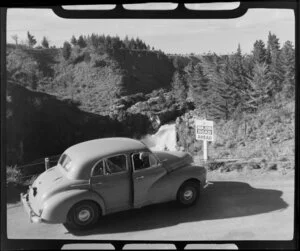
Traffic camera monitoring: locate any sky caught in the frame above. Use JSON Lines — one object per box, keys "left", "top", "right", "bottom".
{"left": 6, "top": 4, "right": 295, "bottom": 54}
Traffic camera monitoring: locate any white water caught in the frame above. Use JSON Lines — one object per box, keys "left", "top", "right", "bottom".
{"left": 141, "top": 123, "right": 177, "bottom": 151}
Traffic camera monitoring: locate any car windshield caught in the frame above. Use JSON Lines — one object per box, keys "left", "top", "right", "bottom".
{"left": 58, "top": 154, "right": 72, "bottom": 171}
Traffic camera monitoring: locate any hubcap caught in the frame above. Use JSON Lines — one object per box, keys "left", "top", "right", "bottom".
{"left": 183, "top": 190, "right": 193, "bottom": 200}
{"left": 78, "top": 209, "right": 91, "bottom": 222}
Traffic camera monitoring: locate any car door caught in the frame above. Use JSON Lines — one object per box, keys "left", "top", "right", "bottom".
{"left": 90, "top": 154, "right": 132, "bottom": 213}
{"left": 131, "top": 151, "right": 166, "bottom": 208}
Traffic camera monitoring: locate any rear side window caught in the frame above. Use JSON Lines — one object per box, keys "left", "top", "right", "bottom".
{"left": 92, "top": 160, "right": 105, "bottom": 176}
{"left": 91, "top": 154, "right": 127, "bottom": 177}
{"left": 58, "top": 154, "right": 72, "bottom": 171}
{"left": 106, "top": 155, "right": 127, "bottom": 174}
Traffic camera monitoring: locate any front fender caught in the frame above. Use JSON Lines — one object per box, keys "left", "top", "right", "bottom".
{"left": 41, "top": 189, "right": 105, "bottom": 223}
{"left": 167, "top": 165, "right": 207, "bottom": 198}
{"left": 147, "top": 165, "right": 207, "bottom": 203}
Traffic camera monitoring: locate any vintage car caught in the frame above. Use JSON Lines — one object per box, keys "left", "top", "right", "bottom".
{"left": 21, "top": 137, "right": 207, "bottom": 231}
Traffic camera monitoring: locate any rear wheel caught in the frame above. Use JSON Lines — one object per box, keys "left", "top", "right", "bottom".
{"left": 64, "top": 201, "right": 100, "bottom": 231}
{"left": 177, "top": 181, "right": 199, "bottom": 207}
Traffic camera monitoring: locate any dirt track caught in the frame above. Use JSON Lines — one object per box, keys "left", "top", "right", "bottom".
{"left": 6, "top": 169, "right": 294, "bottom": 241}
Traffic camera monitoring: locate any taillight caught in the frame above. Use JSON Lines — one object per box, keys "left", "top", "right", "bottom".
{"left": 33, "top": 187, "right": 37, "bottom": 197}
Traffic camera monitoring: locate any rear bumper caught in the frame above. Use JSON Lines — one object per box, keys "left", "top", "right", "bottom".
{"left": 20, "top": 192, "right": 43, "bottom": 223}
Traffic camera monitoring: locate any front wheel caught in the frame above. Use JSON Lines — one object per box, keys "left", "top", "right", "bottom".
{"left": 64, "top": 201, "right": 100, "bottom": 231}
{"left": 177, "top": 181, "right": 199, "bottom": 207}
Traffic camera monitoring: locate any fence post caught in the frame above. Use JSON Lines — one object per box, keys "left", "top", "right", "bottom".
{"left": 45, "top": 157, "right": 49, "bottom": 170}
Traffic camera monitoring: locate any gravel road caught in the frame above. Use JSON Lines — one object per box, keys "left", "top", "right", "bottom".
{"left": 6, "top": 169, "right": 294, "bottom": 242}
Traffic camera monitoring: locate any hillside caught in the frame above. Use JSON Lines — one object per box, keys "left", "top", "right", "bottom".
{"left": 6, "top": 81, "right": 154, "bottom": 166}
{"left": 6, "top": 38, "right": 191, "bottom": 165}
{"left": 175, "top": 100, "right": 294, "bottom": 171}
{"left": 7, "top": 44, "right": 175, "bottom": 116}
{"left": 6, "top": 32, "right": 295, "bottom": 173}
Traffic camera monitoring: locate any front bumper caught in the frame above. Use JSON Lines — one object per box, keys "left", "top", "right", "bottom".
{"left": 20, "top": 192, "right": 42, "bottom": 223}
{"left": 203, "top": 178, "right": 212, "bottom": 189}
{"left": 203, "top": 179, "right": 209, "bottom": 188}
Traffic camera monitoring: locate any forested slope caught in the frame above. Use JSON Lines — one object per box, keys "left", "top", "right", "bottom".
{"left": 6, "top": 32, "right": 295, "bottom": 169}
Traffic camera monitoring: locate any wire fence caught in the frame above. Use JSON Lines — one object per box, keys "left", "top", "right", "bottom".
{"left": 193, "top": 154, "right": 295, "bottom": 162}
{"left": 10, "top": 154, "right": 62, "bottom": 180}
{"left": 16, "top": 154, "right": 61, "bottom": 169}
{"left": 10, "top": 152, "right": 295, "bottom": 180}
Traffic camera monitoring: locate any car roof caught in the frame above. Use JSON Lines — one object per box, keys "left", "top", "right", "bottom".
{"left": 66, "top": 137, "right": 147, "bottom": 160}
{"left": 64, "top": 137, "right": 148, "bottom": 179}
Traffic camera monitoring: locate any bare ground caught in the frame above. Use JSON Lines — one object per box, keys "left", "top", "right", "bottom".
{"left": 6, "top": 169, "right": 294, "bottom": 241}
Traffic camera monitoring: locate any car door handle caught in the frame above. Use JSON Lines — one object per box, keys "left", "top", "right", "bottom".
{"left": 95, "top": 182, "right": 103, "bottom": 185}
{"left": 136, "top": 176, "right": 144, "bottom": 180}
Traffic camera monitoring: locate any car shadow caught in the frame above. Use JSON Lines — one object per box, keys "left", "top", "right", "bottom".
{"left": 69, "top": 181, "right": 288, "bottom": 236}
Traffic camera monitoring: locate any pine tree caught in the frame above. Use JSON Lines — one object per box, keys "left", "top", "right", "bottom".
{"left": 206, "top": 71, "right": 233, "bottom": 121}
{"left": 280, "top": 41, "right": 295, "bottom": 99}
{"left": 104, "top": 35, "right": 112, "bottom": 50}
{"left": 11, "top": 34, "right": 18, "bottom": 45}
{"left": 188, "top": 62, "right": 209, "bottom": 109}
{"left": 171, "top": 71, "right": 188, "bottom": 103}
{"left": 253, "top": 40, "right": 267, "bottom": 63}
{"left": 27, "top": 31, "right": 37, "bottom": 48}
{"left": 111, "top": 36, "right": 122, "bottom": 51}
{"left": 266, "top": 31, "right": 284, "bottom": 93}
{"left": 70, "top": 35, "right": 77, "bottom": 46}
{"left": 200, "top": 54, "right": 230, "bottom": 120}
{"left": 89, "top": 33, "right": 98, "bottom": 49}
{"left": 243, "top": 54, "right": 255, "bottom": 78}
{"left": 267, "top": 32, "right": 280, "bottom": 62}
{"left": 225, "top": 45, "right": 250, "bottom": 114}
{"left": 246, "top": 62, "right": 273, "bottom": 110}
{"left": 124, "top": 35, "right": 130, "bottom": 49}
{"left": 232, "top": 44, "right": 248, "bottom": 89}
{"left": 62, "top": 41, "right": 72, "bottom": 60}
{"left": 41, "top": 36, "right": 49, "bottom": 48}
{"left": 129, "top": 38, "right": 136, "bottom": 50}
{"left": 77, "top": 35, "right": 87, "bottom": 48}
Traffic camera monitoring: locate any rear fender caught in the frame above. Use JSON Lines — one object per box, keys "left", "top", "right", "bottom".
{"left": 41, "top": 189, "right": 105, "bottom": 223}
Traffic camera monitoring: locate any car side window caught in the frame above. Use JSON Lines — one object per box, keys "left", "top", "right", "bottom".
{"left": 105, "top": 155, "right": 127, "bottom": 174}
{"left": 92, "top": 160, "right": 105, "bottom": 177}
{"left": 132, "top": 152, "right": 158, "bottom": 171}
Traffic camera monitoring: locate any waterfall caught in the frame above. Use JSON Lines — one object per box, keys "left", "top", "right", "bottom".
{"left": 141, "top": 123, "right": 176, "bottom": 151}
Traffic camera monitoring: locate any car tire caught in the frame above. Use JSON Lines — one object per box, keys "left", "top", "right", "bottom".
{"left": 177, "top": 181, "right": 199, "bottom": 207}
{"left": 64, "top": 201, "right": 100, "bottom": 231}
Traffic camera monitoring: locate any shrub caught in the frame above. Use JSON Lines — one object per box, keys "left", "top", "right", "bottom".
{"left": 83, "top": 52, "right": 91, "bottom": 63}
{"left": 244, "top": 161, "right": 261, "bottom": 170}
{"left": 94, "top": 59, "right": 107, "bottom": 67}
{"left": 6, "top": 166, "right": 22, "bottom": 185}
{"left": 225, "top": 140, "right": 236, "bottom": 149}
{"left": 220, "top": 162, "right": 243, "bottom": 172}
{"left": 267, "top": 163, "right": 277, "bottom": 170}
{"left": 207, "top": 162, "right": 224, "bottom": 171}
{"left": 72, "top": 53, "right": 85, "bottom": 65}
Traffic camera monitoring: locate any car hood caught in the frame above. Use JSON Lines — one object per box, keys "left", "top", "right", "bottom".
{"left": 154, "top": 151, "right": 193, "bottom": 172}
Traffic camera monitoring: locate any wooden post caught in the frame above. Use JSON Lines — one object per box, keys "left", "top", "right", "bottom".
{"left": 45, "top": 157, "right": 49, "bottom": 170}
{"left": 203, "top": 140, "right": 208, "bottom": 162}
{"left": 203, "top": 116, "right": 208, "bottom": 162}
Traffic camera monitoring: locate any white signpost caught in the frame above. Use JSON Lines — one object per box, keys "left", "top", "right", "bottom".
{"left": 195, "top": 119, "right": 214, "bottom": 162}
